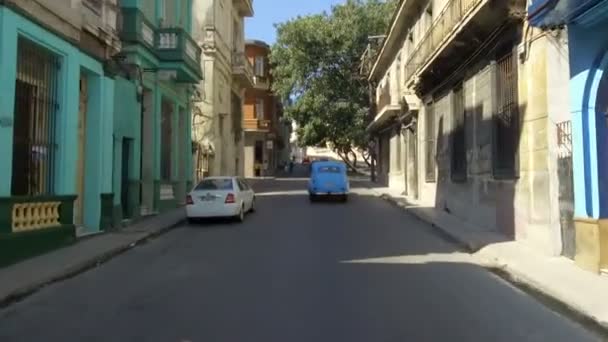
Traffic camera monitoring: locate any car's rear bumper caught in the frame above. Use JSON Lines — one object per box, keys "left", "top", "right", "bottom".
{"left": 309, "top": 190, "right": 348, "bottom": 196}
{"left": 186, "top": 203, "right": 240, "bottom": 218}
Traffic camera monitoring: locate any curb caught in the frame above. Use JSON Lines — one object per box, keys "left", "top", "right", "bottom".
{"left": 0, "top": 217, "right": 184, "bottom": 308}
{"left": 372, "top": 188, "right": 608, "bottom": 335}
{"left": 482, "top": 258, "right": 608, "bottom": 334}
{"left": 378, "top": 193, "right": 476, "bottom": 253}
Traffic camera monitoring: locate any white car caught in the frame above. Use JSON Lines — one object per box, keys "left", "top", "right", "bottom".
{"left": 186, "top": 177, "right": 256, "bottom": 223}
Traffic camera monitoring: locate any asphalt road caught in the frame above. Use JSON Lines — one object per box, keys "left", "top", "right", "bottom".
{"left": 0, "top": 169, "right": 602, "bottom": 341}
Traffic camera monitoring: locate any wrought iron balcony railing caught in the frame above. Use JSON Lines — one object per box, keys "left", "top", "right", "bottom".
{"left": 243, "top": 119, "right": 271, "bottom": 131}
{"left": 404, "top": 0, "right": 483, "bottom": 85}
{"left": 232, "top": 51, "right": 255, "bottom": 86}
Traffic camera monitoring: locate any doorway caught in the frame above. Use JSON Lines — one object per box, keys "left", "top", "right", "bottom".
{"left": 121, "top": 138, "right": 133, "bottom": 219}
{"left": 254, "top": 140, "right": 263, "bottom": 177}
{"left": 407, "top": 129, "right": 419, "bottom": 199}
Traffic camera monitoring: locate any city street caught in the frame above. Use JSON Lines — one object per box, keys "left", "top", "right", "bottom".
{"left": 0, "top": 170, "right": 602, "bottom": 341}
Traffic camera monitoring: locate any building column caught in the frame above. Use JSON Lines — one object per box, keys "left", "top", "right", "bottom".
{"left": 0, "top": 12, "right": 18, "bottom": 196}
{"left": 140, "top": 85, "right": 155, "bottom": 215}
{"left": 153, "top": 85, "right": 162, "bottom": 210}
{"left": 81, "top": 72, "right": 107, "bottom": 232}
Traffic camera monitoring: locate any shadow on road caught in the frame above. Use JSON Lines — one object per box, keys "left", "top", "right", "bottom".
{"left": 0, "top": 165, "right": 601, "bottom": 341}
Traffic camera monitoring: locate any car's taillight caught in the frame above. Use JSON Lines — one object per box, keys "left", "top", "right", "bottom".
{"left": 225, "top": 193, "right": 235, "bottom": 203}
{"left": 186, "top": 195, "right": 194, "bottom": 205}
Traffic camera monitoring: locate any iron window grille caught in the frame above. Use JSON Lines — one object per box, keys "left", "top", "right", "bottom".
{"left": 160, "top": 99, "right": 173, "bottom": 181}
{"left": 451, "top": 84, "right": 467, "bottom": 182}
{"left": 11, "top": 38, "right": 61, "bottom": 196}
{"left": 425, "top": 102, "right": 436, "bottom": 183}
{"left": 493, "top": 51, "right": 519, "bottom": 179}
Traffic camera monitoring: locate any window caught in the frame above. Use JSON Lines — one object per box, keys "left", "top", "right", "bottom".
{"left": 160, "top": 98, "right": 173, "bottom": 181}
{"left": 237, "top": 179, "right": 250, "bottom": 191}
{"left": 255, "top": 98, "right": 264, "bottom": 119}
{"left": 232, "top": 92, "right": 243, "bottom": 144}
{"left": 254, "top": 140, "right": 264, "bottom": 162}
{"left": 493, "top": 51, "right": 519, "bottom": 178}
{"left": 425, "top": 102, "right": 436, "bottom": 182}
{"left": 318, "top": 166, "right": 342, "bottom": 173}
{"left": 255, "top": 56, "right": 265, "bottom": 77}
{"left": 451, "top": 84, "right": 466, "bottom": 181}
{"left": 195, "top": 178, "right": 234, "bottom": 190}
{"left": 11, "top": 38, "right": 60, "bottom": 196}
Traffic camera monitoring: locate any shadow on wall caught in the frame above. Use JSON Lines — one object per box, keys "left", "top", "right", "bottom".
{"left": 432, "top": 102, "right": 529, "bottom": 244}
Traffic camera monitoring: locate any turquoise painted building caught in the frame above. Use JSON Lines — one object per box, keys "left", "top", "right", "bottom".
{"left": 529, "top": 0, "right": 608, "bottom": 272}
{"left": 0, "top": 0, "right": 202, "bottom": 265}
{"left": 116, "top": 0, "right": 202, "bottom": 221}
{"left": 0, "top": 2, "right": 118, "bottom": 264}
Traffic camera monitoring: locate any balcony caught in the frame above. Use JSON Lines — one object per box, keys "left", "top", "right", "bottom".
{"left": 120, "top": 7, "right": 203, "bottom": 83}
{"left": 367, "top": 82, "right": 400, "bottom": 133}
{"left": 367, "top": 80, "right": 419, "bottom": 133}
{"left": 82, "top": 0, "right": 121, "bottom": 53}
{"left": 232, "top": 52, "right": 255, "bottom": 88}
{"left": 233, "top": 0, "right": 254, "bottom": 17}
{"left": 253, "top": 75, "right": 271, "bottom": 90}
{"left": 156, "top": 28, "right": 203, "bottom": 83}
{"left": 120, "top": 7, "right": 156, "bottom": 51}
{"left": 243, "top": 119, "right": 271, "bottom": 132}
{"left": 404, "top": 0, "right": 524, "bottom": 95}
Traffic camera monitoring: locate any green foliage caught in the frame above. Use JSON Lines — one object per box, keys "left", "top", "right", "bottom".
{"left": 271, "top": 0, "right": 396, "bottom": 152}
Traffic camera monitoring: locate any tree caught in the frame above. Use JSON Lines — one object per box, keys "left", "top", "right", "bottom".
{"left": 271, "top": 0, "right": 396, "bottom": 168}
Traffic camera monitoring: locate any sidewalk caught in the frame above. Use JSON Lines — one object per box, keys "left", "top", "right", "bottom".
{"left": 0, "top": 208, "right": 185, "bottom": 306}
{"left": 365, "top": 183, "right": 608, "bottom": 331}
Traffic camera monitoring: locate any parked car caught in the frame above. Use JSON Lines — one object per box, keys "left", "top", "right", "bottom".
{"left": 186, "top": 177, "right": 255, "bottom": 223}
{"left": 308, "top": 161, "right": 349, "bottom": 202}
{"left": 302, "top": 156, "right": 311, "bottom": 164}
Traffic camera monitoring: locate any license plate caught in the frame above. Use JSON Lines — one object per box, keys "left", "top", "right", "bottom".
{"left": 200, "top": 194, "right": 216, "bottom": 201}
{"left": 325, "top": 182, "right": 334, "bottom": 187}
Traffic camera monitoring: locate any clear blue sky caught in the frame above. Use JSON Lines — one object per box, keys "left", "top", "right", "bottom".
{"left": 245, "top": 0, "right": 345, "bottom": 44}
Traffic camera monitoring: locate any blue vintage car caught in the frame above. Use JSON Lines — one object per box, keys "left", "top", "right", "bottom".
{"left": 308, "top": 161, "right": 349, "bottom": 202}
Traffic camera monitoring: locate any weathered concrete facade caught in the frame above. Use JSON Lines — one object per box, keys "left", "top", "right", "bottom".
{"left": 366, "top": 0, "right": 570, "bottom": 256}
{"left": 192, "top": 0, "right": 254, "bottom": 179}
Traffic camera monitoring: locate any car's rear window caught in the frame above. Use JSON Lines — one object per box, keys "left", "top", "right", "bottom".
{"left": 195, "top": 179, "right": 234, "bottom": 190}
{"left": 318, "top": 166, "right": 342, "bottom": 173}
